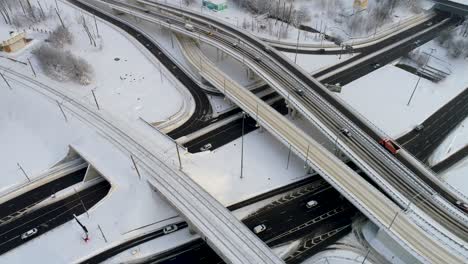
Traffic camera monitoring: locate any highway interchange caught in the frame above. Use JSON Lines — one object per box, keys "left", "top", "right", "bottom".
{"left": 1, "top": 0, "right": 467, "bottom": 263}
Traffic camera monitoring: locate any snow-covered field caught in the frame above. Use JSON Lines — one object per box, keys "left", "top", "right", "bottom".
{"left": 339, "top": 41, "right": 468, "bottom": 138}
{"left": 1, "top": 0, "right": 185, "bottom": 125}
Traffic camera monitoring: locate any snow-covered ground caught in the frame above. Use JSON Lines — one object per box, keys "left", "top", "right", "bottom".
{"left": 1, "top": 0, "right": 186, "bottom": 126}
{"left": 182, "top": 0, "right": 432, "bottom": 45}
{"left": 338, "top": 40, "right": 468, "bottom": 138}
{"left": 0, "top": 72, "right": 193, "bottom": 263}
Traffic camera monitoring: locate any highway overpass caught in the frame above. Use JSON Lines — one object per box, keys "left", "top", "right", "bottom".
{"left": 79, "top": 0, "right": 467, "bottom": 262}
{"left": 101, "top": 0, "right": 468, "bottom": 242}
{"left": 176, "top": 34, "right": 465, "bottom": 264}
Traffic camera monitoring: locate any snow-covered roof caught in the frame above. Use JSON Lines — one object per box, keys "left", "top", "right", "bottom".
{"left": 0, "top": 30, "right": 16, "bottom": 41}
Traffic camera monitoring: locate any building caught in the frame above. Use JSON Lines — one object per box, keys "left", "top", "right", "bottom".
{"left": 1, "top": 32, "right": 27, "bottom": 53}
{"left": 354, "top": 0, "right": 369, "bottom": 9}
{"left": 202, "top": 0, "right": 227, "bottom": 11}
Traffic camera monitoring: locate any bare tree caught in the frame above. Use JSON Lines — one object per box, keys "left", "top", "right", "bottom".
{"left": 32, "top": 44, "right": 94, "bottom": 85}
{"left": 48, "top": 25, "right": 73, "bottom": 48}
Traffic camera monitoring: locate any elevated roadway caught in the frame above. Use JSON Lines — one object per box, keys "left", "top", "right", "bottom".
{"left": 102, "top": 0, "right": 468, "bottom": 245}
{"left": 177, "top": 35, "right": 466, "bottom": 263}
{"left": 0, "top": 65, "right": 283, "bottom": 264}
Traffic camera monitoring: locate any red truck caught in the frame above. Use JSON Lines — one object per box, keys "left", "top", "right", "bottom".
{"left": 379, "top": 138, "right": 400, "bottom": 155}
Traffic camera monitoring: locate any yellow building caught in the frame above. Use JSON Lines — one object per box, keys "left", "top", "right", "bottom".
{"left": 354, "top": 0, "right": 369, "bottom": 9}
{"left": 1, "top": 32, "right": 27, "bottom": 53}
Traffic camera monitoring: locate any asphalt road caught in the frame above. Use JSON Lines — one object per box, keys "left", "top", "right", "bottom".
{"left": 141, "top": 180, "right": 356, "bottom": 264}
{"left": 242, "top": 186, "right": 354, "bottom": 247}
{"left": 398, "top": 88, "right": 468, "bottom": 163}
{"left": 185, "top": 98, "right": 287, "bottom": 153}
{"left": 68, "top": 0, "right": 212, "bottom": 140}
{"left": 0, "top": 180, "right": 110, "bottom": 255}
{"left": 432, "top": 145, "right": 468, "bottom": 173}
{"left": 80, "top": 222, "right": 188, "bottom": 264}
{"left": 0, "top": 167, "right": 87, "bottom": 223}
{"left": 316, "top": 15, "right": 457, "bottom": 86}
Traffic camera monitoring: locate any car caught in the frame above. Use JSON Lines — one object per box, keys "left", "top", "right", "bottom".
{"left": 200, "top": 143, "right": 212, "bottom": 151}
{"left": 414, "top": 124, "right": 424, "bottom": 132}
{"left": 143, "top": 9, "right": 150, "bottom": 13}
{"left": 294, "top": 88, "right": 304, "bottom": 96}
{"left": 185, "top": 23, "right": 195, "bottom": 31}
{"left": 339, "top": 128, "right": 351, "bottom": 137}
{"left": 455, "top": 201, "right": 468, "bottom": 212}
{"left": 207, "top": 31, "right": 213, "bottom": 36}
{"left": 318, "top": 48, "right": 326, "bottom": 54}
{"left": 426, "top": 21, "right": 433, "bottom": 26}
{"left": 306, "top": 200, "right": 318, "bottom": 208}
{"left": 372, "top": 63, "right": 380, "bottom": 69}
{"left": 21, "top": 228, "right": 38, "bottom": 240}
{"left": 232, "top": 42, "right": 238, "bottom": 47}
{"left": 414, "top": 40, "right": 421, "bottom": 46}
{"left": 163, "top": 224, "right": 178, "bottom": 234}
{"left": 253, "top": 56, "right": 261, "bottom": 62}
{"left": 253, "top": 224, "right": 266, "bottom": 234}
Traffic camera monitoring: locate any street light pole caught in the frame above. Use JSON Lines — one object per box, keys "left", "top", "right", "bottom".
{"left": 240, "top": 112, "right": 246, "bottom": 179}
{"left": 294, "top": 28, "right": 301, "bottom": 64}
{"left": 407, "top": 48, "right": 435, "bottom": 106}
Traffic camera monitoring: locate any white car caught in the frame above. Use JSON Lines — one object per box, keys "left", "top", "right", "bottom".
{"left": 163, "top": 224, "right": 178, "bottom": 235}
{"left": 200, "top": 143, "right": 212, "bottom": 152}
{"left": 253, "top": 224, "right": 266, "bottom": 234}
{"left": 21, "top": 228, "right": 38, "bottom": 240}
{"left": 306, "top": 200, "right": 318, "bottom": 208}
{"left": 185, "top": 24, "right": 195, "bottom": 31}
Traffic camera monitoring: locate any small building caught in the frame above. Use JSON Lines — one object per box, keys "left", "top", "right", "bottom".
{"left": 1, "top": 32, "right": 27, "bottom": 53}
{"left": 202, "top": 0, "right": 227, "bottom": 11}
{"left": 354, "top": 0, "right": 369, "bottom": 9}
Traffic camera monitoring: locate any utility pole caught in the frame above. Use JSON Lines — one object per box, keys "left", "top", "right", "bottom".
{"left": 0, "top": 71, "right": 12, "bottom": 90}
{"left": 388, "top": 211, "right": 399, "bottom": 229}
{"left": 91, "top": 89, "right": 100, "bottom": 110}
{"left": 286, "top": 144, "right": 292, "bottom": 169}
{"left": 75, "top": 188, "right": 89, "bottom": 218}
{"left": 17, "top": 163, "right": 30, "bottom": 182}
{"left": 56, "top": 100, "right": 68, "bottom": 122}
{"left": 98, "top": 224, "right": 108, "bottom": 243}
{"left": 130, "top": 155, "right": 142, "bottom": 180}
{"left": 407, "top": 48, "right": 435, "bottom": 106}
{"left": 94, "top": 15, "right": 100, "bottom": 38}
{"left": 294, "top": 28, "right": 300, "bottom": 64}
{"left": 240, "top": 112, "right": 246, "bottom": 179}
{"left": 27, "top": 58, "right": 36, "bottom": 77}
{"left": 361, "top": 249, "right": 371, "bottom": 264}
